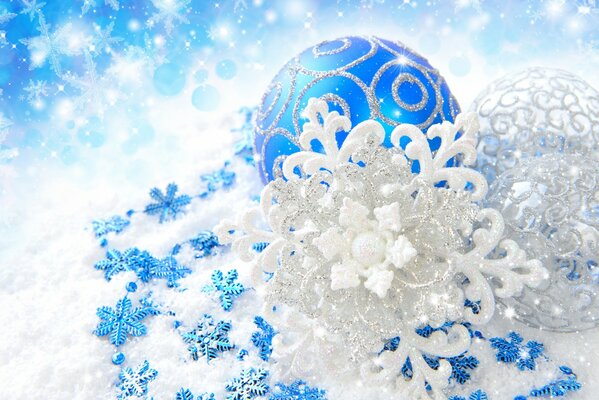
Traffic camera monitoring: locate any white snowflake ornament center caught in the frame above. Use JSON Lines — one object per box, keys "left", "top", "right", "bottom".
{"left": 350, "top": 231, "right": 386, "bottom": 265}
{"left": 216, "top": 98, "right": 547, "bottom": 400}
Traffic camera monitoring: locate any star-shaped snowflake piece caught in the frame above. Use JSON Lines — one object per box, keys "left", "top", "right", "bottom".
{"left": 94, "top": 296, "right": 151, "bottom": 347}
{"left": 203, "top": 269, "right": 245, "bottom": 311}
{"left": 117, "top": 360, "right": 158, "bottom": 398}
{"left": 92, "top": 215, "right": 130, "bottom": 238}
{"left": 269, "top": 380, "right": 327, "bottom": 400}
{"left": 181, "top": 314, "right": 234, "bottom": 363}
{"left": 489, "top": 331, "right": 544, "bottom": 371}
{"left": 189, "top": 230, "right": 220, "bottom": 258}
{"left": 144, "top": 183, "right": 192, "bottom": 223}
{"left": 251, "top": 316, "right": 275, "bottom": 361}
{"left": 226, "top": 368, "right": 269, "bottom": 400}
{"left": 149, "top": 255, "right": 191, "bottom": 287}
{"left": 94, "top": 248, "right": 145, "bottom": 281}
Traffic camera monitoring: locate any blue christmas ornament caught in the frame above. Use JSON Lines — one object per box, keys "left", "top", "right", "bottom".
{"left": 254, "top": 36, "right": 460, "bottom": 183}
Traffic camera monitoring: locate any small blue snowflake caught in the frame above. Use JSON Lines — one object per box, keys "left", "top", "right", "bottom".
{"left": 189, "top": 230, "right": 220, "bottom": 258}
{"left": 94, "top": 296, "right": 152, "bottom": 347}
{"left": 448, "top": 354, "right": 479, "bottom": 384}
{"left": 251, "top": 316, "right": 276, "bottom": 361}
{"left": 144, "top": 183, "right": 192, "bottom": 223}
{"left": 490, "top": 332, "right": 544, "bottom": 371}
{"left": 529, "top": 366, "right": 582, "bottom": 398}
{"left": 232, "top": 107, "right": 256, "bottom": 164}
{"left": 226, "top": 368, "right": 269, "bottom": 400}
{"left": 175, "top": 388, "right": 215, "bottom": 400}
{"left": 449, "top": 389, "right": 488, "bottom": 400}
{"left": 117, "top": 360, "right": 158, "bottom": 399}
{"left": 237, "top": 349, "right": 249, "bottom": 361}
{"left": 181, "top": 314, "right": 234, "bottom": 363}
{"left": 176, "top": 388, "right": 195, "bottom": 400}
{"left": 95, "top": 248, "right": 146, "bottom": 281}
{"left": 92, "top": 215, "right": 130, "bottom": 237}
{"left": 203, "top": 269, "right": 245, "bottom": 311}
{"left": 200, "top": 162, "right": 236, "bottom": 197}
{"left": 149, "top": 255, "right": 191, "bottom": 287}
{"left": 269, "top": 380, "right": 327, "bottom": 400}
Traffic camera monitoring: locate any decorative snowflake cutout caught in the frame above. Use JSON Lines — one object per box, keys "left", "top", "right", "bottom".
{"left": 489, "top": 332, "right": 544, "bottom": 371}
{"left": 92, "top": 215, "right": 130, "bottom": 238}
{"left": 117, "top": 360, "right": 158, "bottom": 399}
{"left": 176, "top": 388, "right": 216, "bottom": 400}
{"left": 226, "top": 368, "right": 269, "bottom": 400}
{"left": 449, "top": 389, "right": 488, "bottom": 400}
{"left": 144, "top": 183, "right": 192, "bottom": 223}
{"left": 94, "top": 248, "right": 150, "bottom": 281}
{"left": 269, "top": 380, "right": 327, "bottom": 400}
{"left": 181, "top": 314, "right": 234, "bottom": 363}
{"left": 527, "top": 366, "right": 581, "bottom": 398}
{"left": 148, "top": 254, "right": 191, "bottom": 287}
{"left": 203, "top": 269, "right": 245, "bottom": 311}
{"left": 189, "top": 230, "right": 220, "bottom": 258}
{"left": 94, "top": 296, "right": 152, "bottom": 347}
{"left": 251, "top": 316, "right": 276, "bottom": 361}
{"left": 216, "top": 99, "right": 547, "bottom": 399}
{"left": 200, "top": 162, "right": 236, "bottom": 197}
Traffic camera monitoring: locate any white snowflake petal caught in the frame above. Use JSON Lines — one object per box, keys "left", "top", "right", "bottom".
{"left": 330, "top": 261, "right": 361, "bottom": 290}
{"left": 313, "top": 228, "right": 345, "bottom": 261}
{"left": 338, "top": 197, "right": 369, "bottom": 228}
{"left": 388, "top": 235, "right": 417, "bottom": 269}
{"left": 364, "top": 268, "right": 394, "bottom": 298}
{"left": 373, "top": 202, "right": 402, "bottom": 232}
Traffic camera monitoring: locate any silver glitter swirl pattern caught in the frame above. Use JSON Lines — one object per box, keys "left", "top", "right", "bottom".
{"left": 486, "top": 154, "right": 599, "bottom": 331}
{"left": 254, "top": 36, "right": 460, "bottom": 183}
{"left": 470, "top": 67, "right": 599, "bottom": 183}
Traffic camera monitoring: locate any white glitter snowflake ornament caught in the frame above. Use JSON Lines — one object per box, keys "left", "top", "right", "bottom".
{"left": 216, "top": 99, "right": 547, "bottom": 399}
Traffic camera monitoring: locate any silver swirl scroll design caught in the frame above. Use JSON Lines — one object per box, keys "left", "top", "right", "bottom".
{"left": 255, "top": 36, "right": 460, "bottom": 182}
{"left": 470, "top": 67, "right": 599, "bottom": 184}
{"left": 486, "top": 153, "right": 599, "bottom": 332}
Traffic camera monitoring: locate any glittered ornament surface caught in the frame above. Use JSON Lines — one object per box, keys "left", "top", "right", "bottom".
{"left": 254, "top": 36, "right": 461, "bottom": 183}
{"left": 486, "top": 153, "right": 599, "bottom": 331}
{"left": 471, "top": 67, "right": 599, "bottom": 183}
{"left": 219, "top": 99, "right": 546, "bottom": 399}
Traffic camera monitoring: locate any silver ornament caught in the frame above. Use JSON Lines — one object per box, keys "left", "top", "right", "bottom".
{"left": 486, "top": 153, "right": 599, "bottom": 332}
{"left": 471, "top": 67, "right": 599, "bottom": 183}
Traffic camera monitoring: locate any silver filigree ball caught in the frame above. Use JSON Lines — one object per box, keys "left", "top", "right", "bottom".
{"left": 486, "top": 153, "right": 599, "bottom": 331}
{"left": 471, "top": 67, "right": 599, "bottom": 183}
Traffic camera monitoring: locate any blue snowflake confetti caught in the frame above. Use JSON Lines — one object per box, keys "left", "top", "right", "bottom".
{"left": 181, "top": 314, "right": 234, "bottom": 363}
{"left": 251, "top": 316, "right": 276, "bottom": 361}
{"left": 448, "top": 354, "right": 479, "bottom": 385}
{"left": 144, "top": 183, "right": 192, "bottom": 223}
{"left": 94, "top": 296, "right": 152, "bottom": 347}
{"left": 94, "top": 248, "right": 146, "bottom": 281}
{"left": 269, "top": 380, "right": 327, "bottom": 400}
{"left": 232, "top": 107, "right": 257, "bottom": 164}
{"left": 490, "top": 332, "right": 544, "bottom": 371}
{"left": 175, "top": 388, "right": 216, "bottom": 400}
{"left": 528, "top": 366, "right": 582, "bottom": 398}
{"left": 189, "top": 230, "right": 220, "bottom": 258}
{"left": 203, "top": 269, "right": 245, "bottom": 311}
{"left": 92, "top": 215, "right": 130, "bottom": 238}
{"left": 226, "top": 368, "right": 269, "bottom": 400}
{"left": 199, "top": 162, "right": 236, "bottom": 197}
{"left": 117, "top": 360, "right": 158, "bottom": 399}
{"left": 149, "top": 255, "right": 191, "bottom": 288}
{"left": 449, "top": 389, "right": 488, "bottom": 400}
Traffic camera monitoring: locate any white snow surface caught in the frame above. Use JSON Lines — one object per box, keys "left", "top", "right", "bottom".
{"left": 0, "top": 108, "right": 598, "bottom": 400}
